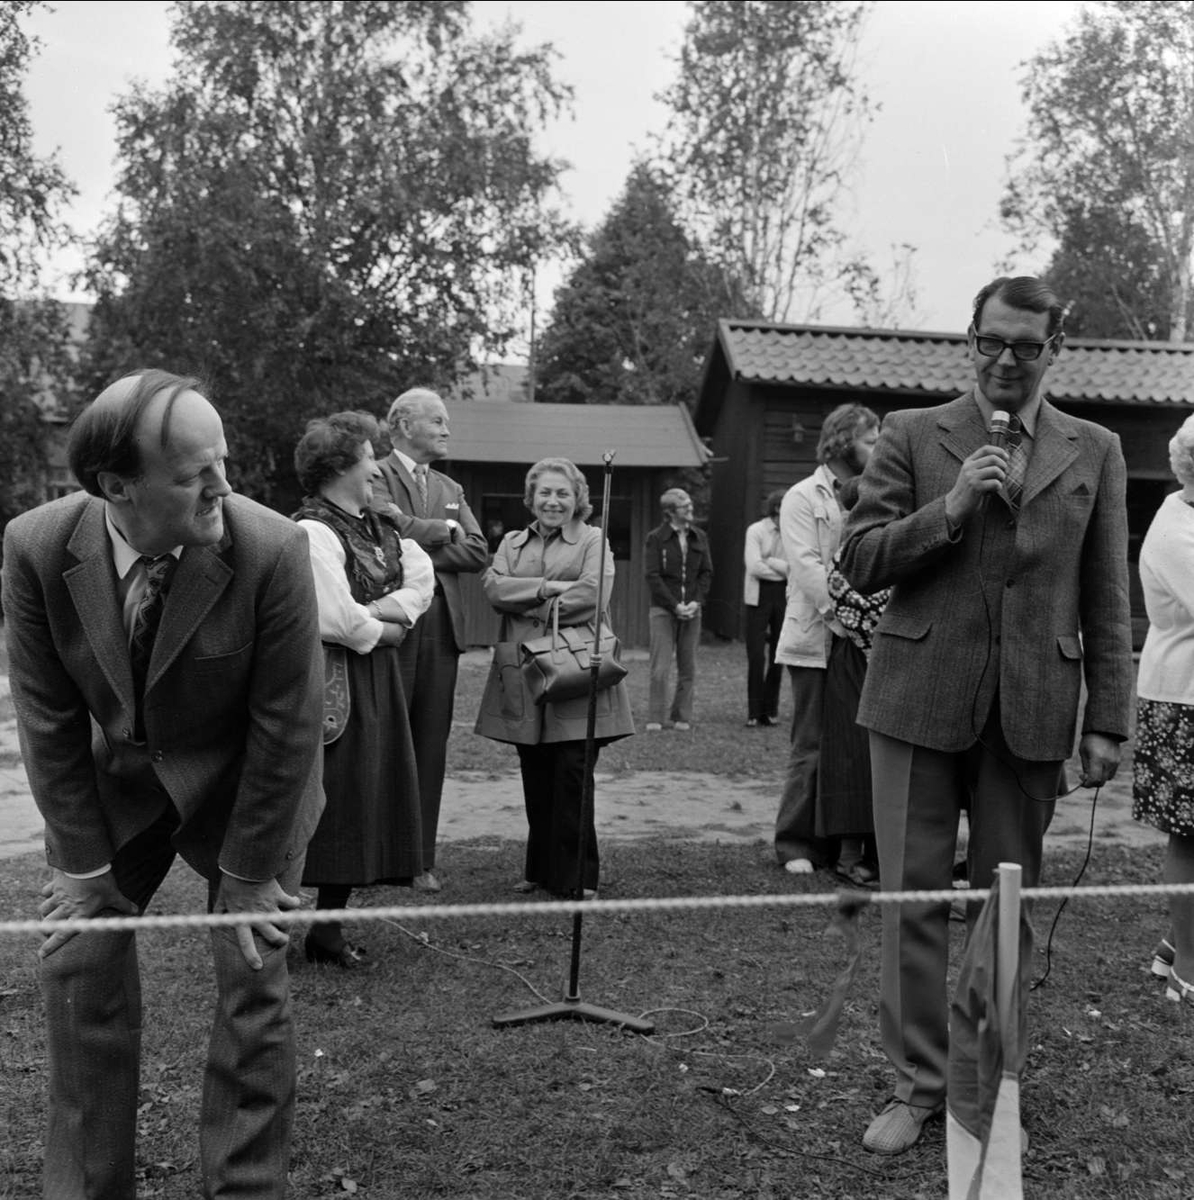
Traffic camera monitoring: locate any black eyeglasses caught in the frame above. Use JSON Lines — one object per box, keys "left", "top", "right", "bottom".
{"left": 972, "top": 331, "right": 1056, "bottom": 362}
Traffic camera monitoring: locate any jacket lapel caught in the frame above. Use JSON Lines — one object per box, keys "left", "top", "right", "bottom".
{"left": 936, "top": 391, "right": 987, "bottom": 466}
{"left": 383, "top": 455, "right": 418, "bottom": 515}
{"left": 63, "top": 499, "right": 134, "bottom": 713}
{"left": 1021, "top": 399, "right": 1079, "bottom": 508}
{"left": 148, "top": 540, "right": 232, "bottom": 693}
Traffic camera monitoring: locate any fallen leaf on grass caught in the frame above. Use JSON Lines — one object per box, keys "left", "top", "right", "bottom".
{"left": 1087, "top": 1156, "right": 1107, "bottom": 1176}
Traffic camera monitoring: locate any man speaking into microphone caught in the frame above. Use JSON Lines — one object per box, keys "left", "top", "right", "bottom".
{"left": 838, "top": 276, "right": 1133, "bottom": 1154}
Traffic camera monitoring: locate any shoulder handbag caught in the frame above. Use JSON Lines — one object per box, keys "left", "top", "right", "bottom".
{"left": 519, "top": 599, "right": 628, "bottom": 706}
{"left": 323, "top": 643, "right": 351, "bottom": 745}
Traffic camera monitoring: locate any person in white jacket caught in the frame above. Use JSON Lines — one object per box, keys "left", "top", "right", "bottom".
{"left": 774, "top": 404, "right": 878, "bottom": 874}
{"left": 742, "top": 489, "right": 789, "bottom": 726}
{"left": 1133, "top": 414, "right": 1194, "bottom": 1007}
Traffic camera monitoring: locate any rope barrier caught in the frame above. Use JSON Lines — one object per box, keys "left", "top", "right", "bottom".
{"left": 3, "top": 879, "right": 1193, "bottom": 938}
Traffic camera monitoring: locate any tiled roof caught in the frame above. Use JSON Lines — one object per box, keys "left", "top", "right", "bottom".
{"left": 443, "top": 400, "right": 709, "bottom": 468}
{"left": 715, "top": 321, "right": 1194, "bottom": 406}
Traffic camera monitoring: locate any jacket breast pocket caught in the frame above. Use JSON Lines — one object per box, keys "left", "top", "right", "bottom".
{"left": 189, "top": 640, "right": 254, "bottom": 677}
{"left": 1057, "top": 635, "right": 1082, "bottom": 662}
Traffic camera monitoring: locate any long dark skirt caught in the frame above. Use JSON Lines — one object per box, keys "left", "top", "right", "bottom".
{"left": 816, "top": 635, "right": 875, "bottom": 838}
{"left": 515, "top": 740, "right": 600, "bottom": 896}
{"left": 303, "top": 643, "right": 423, "bottom": 886}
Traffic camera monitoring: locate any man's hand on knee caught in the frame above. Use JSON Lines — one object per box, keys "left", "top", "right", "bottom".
{"left": 37, "top": 868, "right": 138, "bottom": 959}
{"left": 214, "top": 874, "right": 302, "bottom": 970}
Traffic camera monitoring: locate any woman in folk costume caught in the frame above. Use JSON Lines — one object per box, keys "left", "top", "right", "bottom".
{"left": 293, "top": 411, "right": 434, "bottom": 967}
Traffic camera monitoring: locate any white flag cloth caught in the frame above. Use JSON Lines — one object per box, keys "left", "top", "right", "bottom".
{"left": 946, "top": 871, "right": 1028, "bottom": 1199}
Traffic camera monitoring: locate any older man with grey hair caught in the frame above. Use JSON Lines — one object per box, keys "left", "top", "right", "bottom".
{"left": 373, "top": 388, "right": 487, "bottom": 891}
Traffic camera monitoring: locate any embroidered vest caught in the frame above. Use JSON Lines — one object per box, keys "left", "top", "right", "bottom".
{"left": 293, "top": 496, "right": 404, "bottom": 603}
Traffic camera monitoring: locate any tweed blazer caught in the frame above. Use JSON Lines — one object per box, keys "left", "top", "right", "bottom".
{"left": 372, "top": 454, "right": 488, "bottom": 652}
{"left": 2, "top": 492, "right": 326, "bottom": 882}
{"left": 838, "top": 391, "right": 1133, "bottom": 761}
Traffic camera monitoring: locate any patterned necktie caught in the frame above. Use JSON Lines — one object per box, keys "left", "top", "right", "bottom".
{"left": 130, "top": 554, "right": 176, "bottom": 738}
{"left": 414, "top": 464, "right": 429, "bottom": 512}
{"left": 1002, "top": 415, "right": 1027, "bottom": 511}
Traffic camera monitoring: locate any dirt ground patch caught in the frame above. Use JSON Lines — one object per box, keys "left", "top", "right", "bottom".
{"left": 1, "top": 719, "right": 1160, "bottom": 864}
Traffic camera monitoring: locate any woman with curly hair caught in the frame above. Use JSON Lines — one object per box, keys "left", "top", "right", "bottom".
{"left": 475, "top": 457, "right": 633, "bottom": 897}
{"left": 293, "top": 411, "right": 434, "bottom": 967}
{"left": 1134, "top": 414, "right": 1194, "bottom": 1006}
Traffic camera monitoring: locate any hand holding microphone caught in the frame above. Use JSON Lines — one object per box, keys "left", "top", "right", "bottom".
{"left": 944, "top": 409, "right": 1013, "bottom": 525}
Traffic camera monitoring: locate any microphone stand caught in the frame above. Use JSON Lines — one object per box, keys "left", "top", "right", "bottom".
{"left": 493, "top": 451, "right": 654, "bottom": 1034}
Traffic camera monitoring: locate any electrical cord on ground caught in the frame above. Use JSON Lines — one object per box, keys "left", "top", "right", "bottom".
{"left": 699, "top": 1089, "right": 921, "bottom": 1181}
{"left": 381, "top": 916, "right": 554, "bottom": 1005}
{"left": 378, "top": 928, "right": 787, "bottom": 1095}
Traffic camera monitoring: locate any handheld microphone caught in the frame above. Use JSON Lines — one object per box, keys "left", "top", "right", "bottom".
{"left": 989, "top": 410, "right": 1011, "bottom": 450}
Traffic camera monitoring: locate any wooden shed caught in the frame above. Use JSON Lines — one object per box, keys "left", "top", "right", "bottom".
{"left": 694, "top": 320, "right": 1194, "bottom": 645}
{"left": 440, "top": 400, "right": 710, "bottom": 648}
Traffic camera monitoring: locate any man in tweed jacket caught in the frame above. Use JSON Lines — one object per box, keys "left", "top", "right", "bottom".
{"left": 838, "top": 277, "right": 1133, "bottom": 1155}
{"left": 3, "top": 371, "right": 325, "bottom": 1197}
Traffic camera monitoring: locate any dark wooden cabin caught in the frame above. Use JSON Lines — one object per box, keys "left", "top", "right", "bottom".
{"left": 694, "top": 321, "right": 1194, "bottom": 646}
{"left": 439, "top": 400, "right": 710, "bottom": 647}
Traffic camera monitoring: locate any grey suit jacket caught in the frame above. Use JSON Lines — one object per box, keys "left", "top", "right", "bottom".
{"left": 1, "top": 492, "right": 326, "bottom": 882}
{"left": 838, "top": 391, "right": 1133, "bottom": 761}
{"left": 372, "top": 455, "right": 487, "bottom": 651}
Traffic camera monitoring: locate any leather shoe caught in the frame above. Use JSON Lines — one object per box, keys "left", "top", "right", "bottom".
{"left": 512, "top": 879, "right": 539, "bottom": 894}
{"left": 645, "top": 722, "right": 663, "bottom": 732}
{"left": 835, "top": 862, "right": 879, "bottom": 889}
{"left": 304, "top": 934, "right": 367, "bottom": 970}
{"left": 1168, "top": 968, "right": 1194, "bottom": 1006}
{"left": 863, "top": 1099, "right": 943, "bottom": 1155}
{"left": 1152, "top": 937, "right": 1176, "bottom": 980}
{"left": 413, "top": 871, "right": 441, "bottom": 893}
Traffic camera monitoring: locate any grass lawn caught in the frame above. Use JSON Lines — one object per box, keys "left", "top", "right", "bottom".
{"left": 2, "top": 839, "right": 1191, "bottom": 1198}
{"left": 2, "top": 638, "right": 1188, "bottom": 1197}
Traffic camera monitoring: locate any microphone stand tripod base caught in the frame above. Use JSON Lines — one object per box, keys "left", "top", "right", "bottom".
{"left": 493, "top": 995, "right": 655, "bottom": 1033}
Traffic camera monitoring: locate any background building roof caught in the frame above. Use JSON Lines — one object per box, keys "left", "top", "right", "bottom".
{"left": 699, "top": 320, "right": 1194, "bottom": 426}
{"left": 443, "top": 400, "right": 709, "bottom": 468}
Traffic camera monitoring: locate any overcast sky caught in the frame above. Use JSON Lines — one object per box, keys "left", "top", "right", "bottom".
{"left": 24, "top": 0, "right": 1083, "bottom": 338}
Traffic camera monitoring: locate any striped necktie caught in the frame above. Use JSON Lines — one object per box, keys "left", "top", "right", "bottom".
{"left": 130, "top": 554, "right": 176, "bottom": 739}
{"left": 1002, "top": 415, "right": 1026, "bottom": 511}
